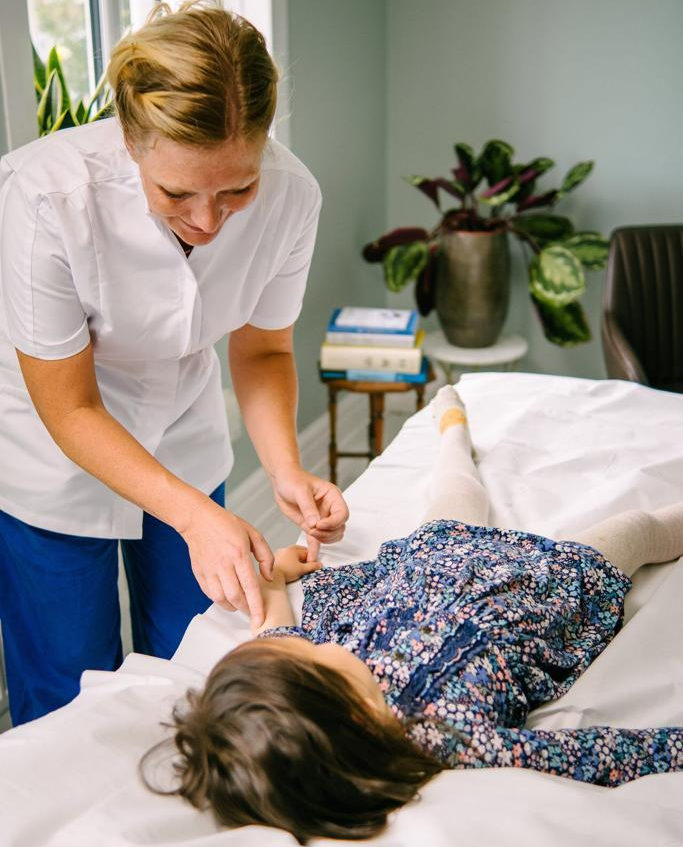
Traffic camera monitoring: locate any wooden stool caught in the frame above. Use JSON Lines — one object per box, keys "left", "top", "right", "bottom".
{"left": 320, "top": 365, "right": 435, "bottom": 484}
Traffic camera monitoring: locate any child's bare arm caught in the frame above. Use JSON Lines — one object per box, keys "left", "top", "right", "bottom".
{"left": 251, "top": 545, "right": 321, "bottom": 636}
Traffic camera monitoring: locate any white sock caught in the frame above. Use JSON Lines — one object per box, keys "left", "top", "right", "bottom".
{"left": 422, "top": 386, "right": 489, "bottom": 526}
{"left": 572, "top": 503, "right": 683, "bottom": 577}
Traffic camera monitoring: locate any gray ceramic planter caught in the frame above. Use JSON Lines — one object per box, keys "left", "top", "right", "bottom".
{"left": 435, "top": 230, "right": 511, "bottom": 348}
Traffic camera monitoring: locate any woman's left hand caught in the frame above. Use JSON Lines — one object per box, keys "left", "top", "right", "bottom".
{"left": 272, "top": 466, "right": 349, "bottom": 547}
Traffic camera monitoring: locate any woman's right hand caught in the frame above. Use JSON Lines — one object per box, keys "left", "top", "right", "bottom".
{"left": 178, "top": 494, "right": 274, "bottom": 626}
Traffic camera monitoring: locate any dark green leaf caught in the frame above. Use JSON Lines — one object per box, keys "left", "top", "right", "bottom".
{"left": 560, "top": 231, "right": 609, "bottom": 270}
{"left": 529, "top": 245, "right": 585, "bottom": 306}
{"left": 383, "top": 242, "right": 430, "bottom": 293}
{"left": 531, "top": 295, "right": 592, "bottom": 346}
{"left": 512, "top": 213, "right": 574, "bottom": 243}
{"left": 74, "top": 100, "right": 86, "bottom": 124}
{"left": 454, "top": 142, "right": 475, "bottom": 173}
{"left": 560, "top": 161, "right": 593, "bottom": 194}
{"left": 478, "top": 139, "right": 515, "bottom": 187}
{"left": 522, "top": 157, "right": 555, "bottom": 179}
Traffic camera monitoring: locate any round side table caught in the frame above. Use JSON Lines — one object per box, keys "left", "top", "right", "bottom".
{"left": 423, "top": 331, "right": 528, "bottom": 383}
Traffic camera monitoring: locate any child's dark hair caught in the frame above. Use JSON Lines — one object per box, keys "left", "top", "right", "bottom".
{"left": 140, "top": 638, "right": 444, "bottom": 843}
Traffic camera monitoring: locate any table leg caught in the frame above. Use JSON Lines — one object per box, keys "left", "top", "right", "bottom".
{"left": 415, "top": 384, "right": 426, "bottom": 411}
{"left": 327, "top": 386, "right": 338, "bottom": 484}
{"left": 368, "top": 392, "right": 385, "bottom": 458}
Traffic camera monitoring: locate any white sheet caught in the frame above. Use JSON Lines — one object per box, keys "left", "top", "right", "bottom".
{"left": 1, "top": 373, "right": 682, "bottom": 847}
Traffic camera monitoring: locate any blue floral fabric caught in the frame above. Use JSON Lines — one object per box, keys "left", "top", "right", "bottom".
{"left": 260, "top": 520, "right": 683, "bottom": 785}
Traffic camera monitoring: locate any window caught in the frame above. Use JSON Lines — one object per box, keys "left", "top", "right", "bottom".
{"left": 27, "top": 0, "right": 273, "bottom": 102}
{"left": 0, "top": 0, "right": 281, "bottom": 152}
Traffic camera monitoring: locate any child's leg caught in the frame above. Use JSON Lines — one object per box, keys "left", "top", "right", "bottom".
{"left": 421, "top": 386, "right": 490, "bottom": 526}
{"left": 572, "top": 503, "right": 683, "bottom": 578}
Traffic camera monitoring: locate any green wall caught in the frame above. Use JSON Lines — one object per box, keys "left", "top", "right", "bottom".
{"left": 385, "top": 0, "right": 683, "bottom": 377}
{"left": 227, "top": 0, "right": 387, "bottom": 486}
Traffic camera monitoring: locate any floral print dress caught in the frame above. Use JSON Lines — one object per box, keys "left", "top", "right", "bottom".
{"left": 259, "top": 520, "right": 683, "bottom": 786}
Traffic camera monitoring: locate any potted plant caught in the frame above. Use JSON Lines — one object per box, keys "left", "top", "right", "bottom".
{"left": 362, "top": 139, "right": 609, "bottom": 347}
{"left": 32, "top": 44, "right": 113, "bottom": 136}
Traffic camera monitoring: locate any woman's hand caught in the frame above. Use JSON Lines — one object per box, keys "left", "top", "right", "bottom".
{"left": 178, "top": 494, "right": 274, "bottom": 626}
{"left": 271, "top": 465, "right": 349, "bottom": 546}
{"left": 274, "top": 544, "right": 323, "bottom": 582}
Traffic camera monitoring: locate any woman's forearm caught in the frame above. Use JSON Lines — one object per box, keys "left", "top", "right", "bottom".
{"left": 46, "top": 403, "right": 206, "bottom": 532}
{"left": 229, "top": 343, "right": 302, "bottom": 478}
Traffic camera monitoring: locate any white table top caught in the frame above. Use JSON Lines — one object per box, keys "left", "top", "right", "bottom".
{"left": 423, "top": 330, "right": 528, "bottom": 366}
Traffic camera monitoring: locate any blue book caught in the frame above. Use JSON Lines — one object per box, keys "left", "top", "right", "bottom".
{"left": 320, "top": 357, "right": 430, "bottom": 383}
{"left": 326, "top": 307, "right": 419, "bottom": 347}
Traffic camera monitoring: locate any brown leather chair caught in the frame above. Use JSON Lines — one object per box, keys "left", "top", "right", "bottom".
{"left": 601, "top": 225, "right": 683, "bottom": 393}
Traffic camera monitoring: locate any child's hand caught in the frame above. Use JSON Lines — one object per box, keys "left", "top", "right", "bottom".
{"left": 273, "top": 544, "right": 322, "bottom": 583}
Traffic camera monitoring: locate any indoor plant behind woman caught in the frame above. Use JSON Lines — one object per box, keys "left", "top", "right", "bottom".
{"left": 362, "top": 139, "right": 609, "bottom": 348}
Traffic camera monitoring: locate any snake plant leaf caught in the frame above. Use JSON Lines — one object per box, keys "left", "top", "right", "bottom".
{"left": 83, "top": 70, "right": 110, "bottom": 120}
{"left": 32, "top": 43, "right": 47, "bottom": 97}
{"left": 560, "top": 231, "right": 609, "bottom": 270}
{"left": 37, "top": 69, "right": 59, "bottom": 133}
{"left": 88, "top": 100, "right": 115, "bottom": 123}
{"left": 512, "top": 213, "right": 574, "bottom": 243}
{"left": 529, "top": 244, "right": 585, "bottom": 307}
{"left": 74, "top": 99, "right": 86, "bottom": 124}
{"left": 383, "top": 242, "right": 430, "bottom": 293}
{"left": 479, "top": 139, "right": 515, "bottom": 187}
{"left": 531, "top": 295, "right": 592, "bottom": 346}
{"left": 479, "top": 176, "right": 520, "bottom": 207}
{"left": 46, "top": 46, "right": 72, "bottom": 115}
{"left": 404, "top": 175, "right": 441, "bottom": 210}
{"left": 560, "top": 161, "right": 594, "bottom": 195}
{"left": 50, "top": 109, "right": 74, "bottom": 133}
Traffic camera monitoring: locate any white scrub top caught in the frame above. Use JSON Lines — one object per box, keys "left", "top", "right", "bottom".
{"left": 0, "top": 118, "right": 322, "bottom": 539}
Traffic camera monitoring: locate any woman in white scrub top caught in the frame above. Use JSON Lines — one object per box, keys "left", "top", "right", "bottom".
{"left": 0, "top": 2, "right": 348, "bottom": 726}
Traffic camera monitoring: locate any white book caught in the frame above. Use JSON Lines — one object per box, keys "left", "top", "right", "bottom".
{"left": 320, "top": 330, "right": 425, "bottom": 374}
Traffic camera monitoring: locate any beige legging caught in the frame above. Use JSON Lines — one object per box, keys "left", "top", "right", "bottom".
{"left": 424, "top": 392, "right": 683, "bottom": 578}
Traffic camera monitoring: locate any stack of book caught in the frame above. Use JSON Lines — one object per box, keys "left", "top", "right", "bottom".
{"left": 319, "top": 306, "right": 429, "bottom": 382}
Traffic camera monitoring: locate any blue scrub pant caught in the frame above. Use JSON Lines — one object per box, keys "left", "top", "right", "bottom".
{"left": 0, "top": 483, "right": 224, "bottom": 727}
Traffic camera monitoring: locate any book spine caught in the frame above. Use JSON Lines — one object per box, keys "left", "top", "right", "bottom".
{"left": 320, "top": 341, "right": 422, "bottom": 373}
{"left": 325, "top": 331, "right": 415, "bottom": 348}
{"left": 320, "top": 368, "right": 428, "bottom": 383}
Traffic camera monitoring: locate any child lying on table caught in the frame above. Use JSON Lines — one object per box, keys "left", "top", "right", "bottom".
{"left": 142, "top": 386, "right": 683, "bottom": 844}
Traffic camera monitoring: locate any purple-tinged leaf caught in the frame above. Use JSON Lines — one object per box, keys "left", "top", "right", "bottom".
{"left": 435, "top": 177, "right": 465, "bottom": 200}
{"left": 362, "top": 227, "right": 430, "bottom": 263}
{"left": 517, "top": 189, "right": 559, "bottom": 212}
{"left": 480, "top": 175, "right": 514, "bottom": 199}
{"left": 404, "top": 175, "right": 441, "bottom": 209}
